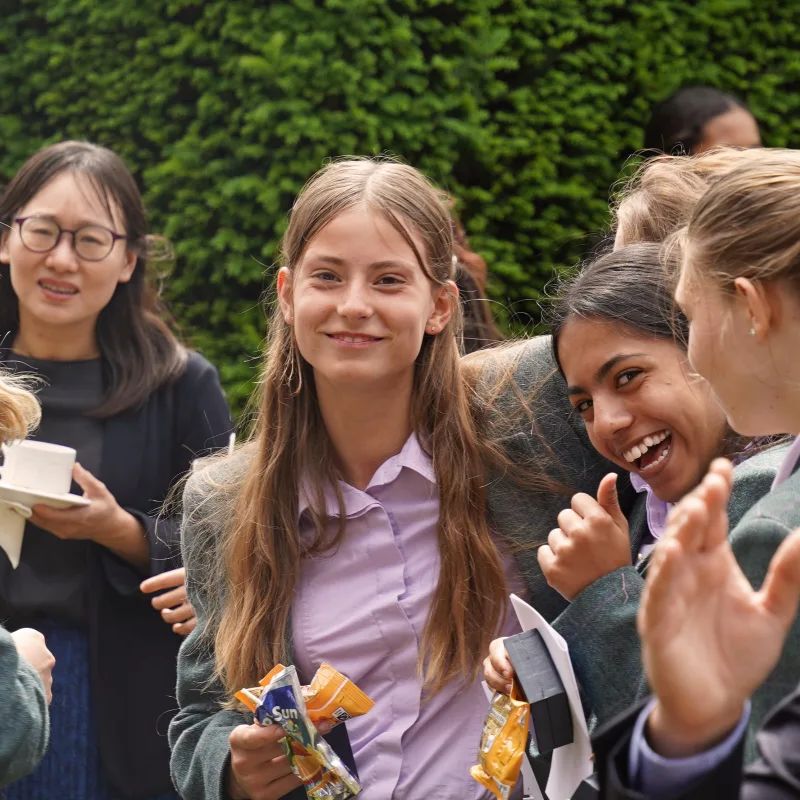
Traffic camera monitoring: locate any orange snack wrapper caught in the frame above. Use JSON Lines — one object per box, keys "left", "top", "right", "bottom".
{"left": 470, "top": 681, "right": 530, "bottom": 800}
{"left": 303, "top": 662, "right": 374, "bottom": 727}
{"left": 236, "top": 662, "right": 373, "bottom": 728}
{"left": 234, "top": 663, "right": 287, "bottom": 712}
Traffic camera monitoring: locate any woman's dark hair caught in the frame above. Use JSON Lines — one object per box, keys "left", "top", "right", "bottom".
{"left": 549, "top": 243, "right": 687, "bottom": 373}
{"left": 644, "top": 85, "right": 749, "bottom": 155}
{"left": 0, "top": 141, "right": 186, "bottom": 416}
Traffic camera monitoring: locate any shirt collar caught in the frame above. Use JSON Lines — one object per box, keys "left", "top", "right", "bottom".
{"left": 297, "top": 433, "right": 435, "bottom": 520}
{"left": 629, "top": 471, "right": 673, "bottom": 542}
{"left": 771, "top": 435, "right": 800, "bottom": 490}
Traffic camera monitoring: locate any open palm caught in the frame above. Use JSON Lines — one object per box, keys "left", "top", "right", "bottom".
{"left": 639, "top": 459, "right": 800, "bottom": 747}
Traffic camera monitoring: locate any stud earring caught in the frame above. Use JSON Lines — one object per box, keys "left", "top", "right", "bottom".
{"left": 427, "top": 325, "right": 438, "bottom": 334}
{"left": 749, "top": 326, "right": 756, "bottom": 336}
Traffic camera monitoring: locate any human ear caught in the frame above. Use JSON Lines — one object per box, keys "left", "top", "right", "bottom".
{"left": 117, "top": 248, "right": 137, "bottom": 284}
{"left": 0, "top": 230, "right": 10, "bottom": 265}
{"left": 277, "top": 267, "right": 294, "bottom": 324}
{"left": 426, "top": 280, "right": 457, "bottom": 335}
{"left": 734, "top": 277, "right": 772, "bottom": 341}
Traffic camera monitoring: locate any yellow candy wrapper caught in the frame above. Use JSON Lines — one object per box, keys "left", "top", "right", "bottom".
{"left": 470, "top": 681, "right": 530, "bottom": 800}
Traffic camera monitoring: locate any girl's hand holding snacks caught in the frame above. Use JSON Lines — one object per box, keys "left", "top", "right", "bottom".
{"left": 483, "top": 637, "right": 514, "bottom": 695}
{"left": 228, "top": 722, "right": 302, "bottom": 800}
{"left": 235, "top": 663, "right": 372, "bottom": 800}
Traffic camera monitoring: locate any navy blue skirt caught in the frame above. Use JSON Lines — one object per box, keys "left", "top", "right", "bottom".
{"left": 5, "top": 622, "right": 177, "bottom": 800}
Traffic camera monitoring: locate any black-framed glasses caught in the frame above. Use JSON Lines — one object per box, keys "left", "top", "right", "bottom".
{"left": 8, "top": 216, "right": 127, "bottom": 261}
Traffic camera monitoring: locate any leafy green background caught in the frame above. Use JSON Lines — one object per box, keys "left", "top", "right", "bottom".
{"left": 1, "top": 0, "right": 797, "bottom": 412}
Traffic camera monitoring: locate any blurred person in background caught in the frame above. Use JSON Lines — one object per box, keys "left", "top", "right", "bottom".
{"left": 451, "top": 212, "right": 504, "bottom": 354}
{"left": 644, "top": 85, "right": 761, "bottom": 155}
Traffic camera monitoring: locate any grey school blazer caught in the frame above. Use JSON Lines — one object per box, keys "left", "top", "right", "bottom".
{"left": 551, "top": 445, "right": 785, "bottom": 738}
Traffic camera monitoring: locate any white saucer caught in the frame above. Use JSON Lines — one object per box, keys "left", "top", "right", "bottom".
{"left": 0, "top": 481, "right": 90, "bottom": 510}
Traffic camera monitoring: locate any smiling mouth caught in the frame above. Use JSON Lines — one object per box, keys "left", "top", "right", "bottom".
{"left": 326, "top": 333, "right": 383, "bottom": 343}
{"left": 39, "top": 280, "right": 78, "bottom": 296}
{"left": 622, "top": 430, "right": 673, "bottom": 473}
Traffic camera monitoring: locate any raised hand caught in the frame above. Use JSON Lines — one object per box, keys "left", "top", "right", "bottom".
{"left": 538, "top": 472, "right": 631, "bottom": 600}
{"left": 640, "top": 458, "right": 800, "bottom": 756}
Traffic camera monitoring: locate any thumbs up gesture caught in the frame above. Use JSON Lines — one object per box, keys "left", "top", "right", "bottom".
{"left": 538, "top": 473, "right": 632, "bottom": 601}
{"left": 640, "top": 458, "right": 800, "bottom": 756}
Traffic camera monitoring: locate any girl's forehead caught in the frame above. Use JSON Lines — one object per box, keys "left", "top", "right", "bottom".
{"left": 560, "top": 317, "right": 676, "bottom": 370}
{"left": 300, "top": 207, "right": 427, "bottom": 266}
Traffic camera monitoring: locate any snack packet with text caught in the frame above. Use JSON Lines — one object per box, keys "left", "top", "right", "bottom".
{"left": 303, "top": 662, "right": 374, "bottom": 727}
{"left": 237, "top": 664, "right": 362, "bottom": 800}
{"left": 236, "top": 662, "right": 374, "bottom": 729}
{"left": 470, "top": 681, "right": 530, "bottom": 800}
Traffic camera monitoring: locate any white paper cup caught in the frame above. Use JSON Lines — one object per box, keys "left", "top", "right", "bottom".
{"left": 1, "top": 440, "right": 76, "bottom": 495}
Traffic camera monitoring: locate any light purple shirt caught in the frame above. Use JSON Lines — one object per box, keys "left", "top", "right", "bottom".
{"left": 629, "top": 473, "right": 672, "bottom": 560}
{"left": 292, "top": 434, "right": 522, "bottom": 800}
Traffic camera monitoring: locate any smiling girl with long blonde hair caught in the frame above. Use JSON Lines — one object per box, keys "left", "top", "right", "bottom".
{"left": 169, "top": 158, "right": 532, "bottom": 800}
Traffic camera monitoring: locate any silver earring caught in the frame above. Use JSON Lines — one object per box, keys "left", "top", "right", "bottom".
{"left": 749, "top": 326, "right": 756, "bottom": 336}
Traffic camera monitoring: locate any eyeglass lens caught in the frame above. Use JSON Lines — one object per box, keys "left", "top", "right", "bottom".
{"left": 20, "top": 217, "right": 115, "bottom": 261}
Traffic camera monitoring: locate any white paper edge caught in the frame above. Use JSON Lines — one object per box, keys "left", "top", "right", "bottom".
{"left": 509, "top": 593, "right": 594, "bottom": 799}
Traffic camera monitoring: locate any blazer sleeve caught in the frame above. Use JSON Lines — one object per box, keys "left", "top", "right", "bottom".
{"left": 552, "top": 566, "right": 648, "bottom": 728}
{"left": 0, "top": 626, "right": 49, "bottom": 788}
{"left": 551, "top": 449, "right": 781, "bottom": 730}
{"left": 168, "top": 468, "right": 249, "bottom": 800}
{"left": 480, "top": 336, "right": 637, "bottom": 622}
{"left": 743, "top": 686, "right": 800, "bottom": 799}
{"left": 129, "top": 353, "right": 233, "bottom": 577}
{"left": 593, "top": 700, "right": 746, "bottom": 800}
{"left": 594, "top": 687, "right": 800, "bottom": 800}
{"left": 730, "top": 512, "right": 800, "bottom": 763}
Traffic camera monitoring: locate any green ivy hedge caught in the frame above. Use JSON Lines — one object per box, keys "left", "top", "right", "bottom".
{"left": 1, "top": 0, "right": 798, "bottom": 412}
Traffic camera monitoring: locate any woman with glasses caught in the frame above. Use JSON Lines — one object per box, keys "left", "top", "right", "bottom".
{"left": 0, "top": 141, "right": 231, "bottom": 800}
